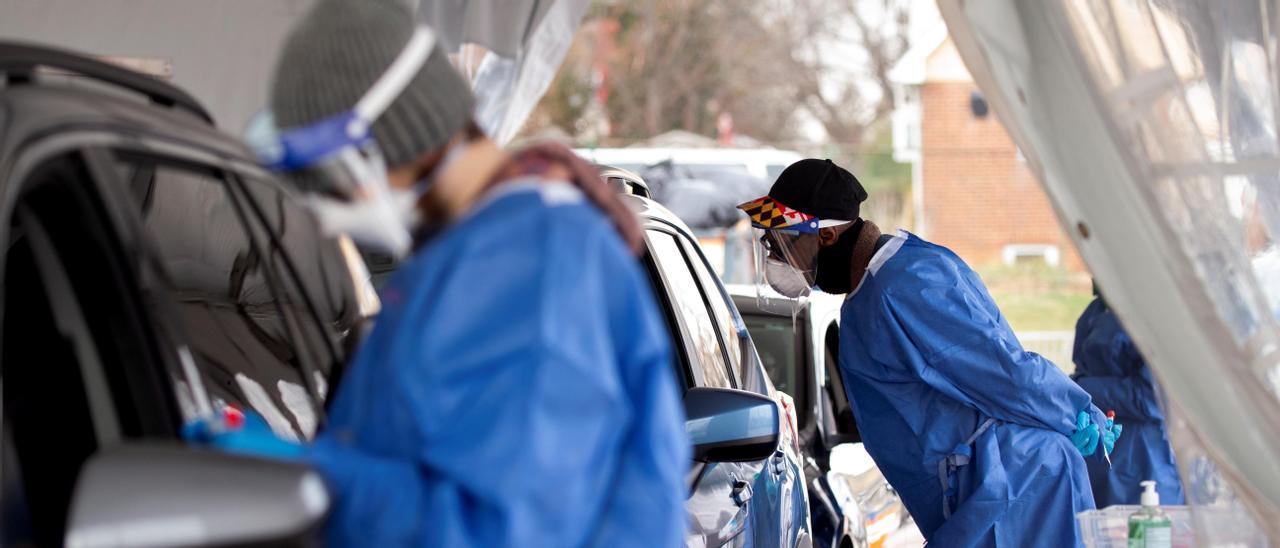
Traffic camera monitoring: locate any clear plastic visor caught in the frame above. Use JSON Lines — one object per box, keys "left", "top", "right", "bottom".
{"left": 752, "top": 227, "right": 819, "bottom": 302}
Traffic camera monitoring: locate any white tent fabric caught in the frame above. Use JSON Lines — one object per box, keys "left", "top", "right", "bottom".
{"left": 416, "top": 0, "right": 590, "bottom": 144}
{"left": 939, "top": 0, "right": 1280, "bottom": 543}
{"left": 417, "top": 0, "right": 554, "bottom": 58}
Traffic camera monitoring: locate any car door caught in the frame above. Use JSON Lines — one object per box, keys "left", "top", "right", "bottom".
{"left": 1, "top": 131, "right": 335, "bottom": 546}
{"left": 95, "top": 144, "right": 331, "bottom": 441}
{"left": 0, "top": 142, "right": 195, "bottom": 545}
{"left": 677, "top": 234, "right": 809, "bottom": 548}
{"left": 643, "top": 227, "right": 774, "bottom": 547}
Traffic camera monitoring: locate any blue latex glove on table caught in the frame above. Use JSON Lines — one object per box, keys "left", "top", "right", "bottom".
{"left": 182, "top": 408, "right": 306, "bottom": 460}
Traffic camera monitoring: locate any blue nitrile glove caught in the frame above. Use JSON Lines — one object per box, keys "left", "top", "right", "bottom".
{"left": 1069, "top": 410, "right": 1100, "bottom": 457}
{"left": 1101, "top": 417, "right": 1122, "bottom": 457}
{"left": 182, "top": 408, "right": 306, "bottom": 460}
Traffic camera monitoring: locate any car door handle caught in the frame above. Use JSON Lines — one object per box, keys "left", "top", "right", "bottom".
{"left": 772, "top": 450, "right": 787, "bottom": 475}
{"left": 731, "top": 479, "right": 753, "bottom": 507}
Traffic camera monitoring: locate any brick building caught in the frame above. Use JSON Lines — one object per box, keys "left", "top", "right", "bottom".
{"left": 891, "top": 35, "right": 1084, "bottom": 271}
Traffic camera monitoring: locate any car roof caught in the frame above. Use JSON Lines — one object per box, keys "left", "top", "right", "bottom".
{"left": 604, "top": 165, "right": 699, "bottom": 239}
{"left": 0, "top": 84, "right": 248, "bottom": 155}
{"left": 727, "top": 283, "right": 845, "bottom": 322}
{"left": 622, "top": 191, "right": 696, "bottom": 235}
{"left": 0, "top": 43, "right": 256, "bottom": 189}
{"left": 727, "top": 284, "right": 811, "bottom": 317}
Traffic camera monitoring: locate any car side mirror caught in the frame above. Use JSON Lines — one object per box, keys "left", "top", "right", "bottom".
{"left": 65, "top": 444, "right": 328, "bottom": 548}
{"left": 685, "top": 387, "right": 780, "bottom": 462}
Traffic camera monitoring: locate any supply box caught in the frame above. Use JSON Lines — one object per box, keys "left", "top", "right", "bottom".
{"left": 1077, "top": 505, "right": 1269, "bottom": 548}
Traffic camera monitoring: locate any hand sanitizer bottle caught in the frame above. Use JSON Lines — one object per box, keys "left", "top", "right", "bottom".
{"left": 1128, "top": 481, "right": 1172, "bottom": 548}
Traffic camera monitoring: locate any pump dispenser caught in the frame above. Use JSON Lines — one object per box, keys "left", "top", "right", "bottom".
{"left": 1129, "top": 481, "right": 1172, "bottom": 547}
{"left": 1140, "top": 481, "right": 1160, "bottom": 507}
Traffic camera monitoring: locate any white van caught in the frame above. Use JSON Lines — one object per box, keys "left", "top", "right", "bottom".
{"left": 574, "top": 147, "right": 803, "bottom": 183}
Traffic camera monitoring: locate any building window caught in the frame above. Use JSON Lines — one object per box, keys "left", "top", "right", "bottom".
{"left": 970, "top": 90, "right": 989, "bottom": 118}
{"left": 1002, "top": 244, "right": 1061, "bottom": 267}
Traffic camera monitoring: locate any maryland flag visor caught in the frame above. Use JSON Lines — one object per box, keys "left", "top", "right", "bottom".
{"left": 737, "top": 196, "right": 821, "bottom": 234}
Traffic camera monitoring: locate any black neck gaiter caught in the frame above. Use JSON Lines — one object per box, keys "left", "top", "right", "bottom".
{"left": 815, "top": 220, "right": 863, "bottom": 294}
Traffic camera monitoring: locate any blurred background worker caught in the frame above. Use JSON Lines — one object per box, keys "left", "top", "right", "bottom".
{"left": 1073, "top": 285, "right": 1185, "bottom": 508}
{"left": 741, "top": 158, "right": 1121, "bottom": 547}
{"left": 202, "top": 0, "right": 690, "bottom": 545}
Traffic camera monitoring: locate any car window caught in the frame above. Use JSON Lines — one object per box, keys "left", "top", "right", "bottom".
{"left": 111, "top": 154, "right": 321, "bottom": 441}
{"left": 679, "top": 237, "right": 744, "bottom": 383}
{"left": 234, "top": 175, "right": 366, "bottom": 398}
{"left": 742, "top": 314, "right": 798, "bottom": 398}
{"left": 646, "top": 231, "right": 734, "bottom": 389}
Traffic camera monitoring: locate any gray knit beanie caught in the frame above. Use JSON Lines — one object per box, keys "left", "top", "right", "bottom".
{"left": 270, "top": 0, "right": 475, "bottom": 179}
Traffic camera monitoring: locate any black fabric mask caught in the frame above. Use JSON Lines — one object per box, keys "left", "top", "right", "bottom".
{"left": 815, "top": 220, "right": 863, "bottom": 294}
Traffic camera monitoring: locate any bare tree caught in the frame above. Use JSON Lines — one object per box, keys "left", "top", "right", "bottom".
{"left": 771, "top": 0, "right": 911, "bottom": 145}
{"left": 523, "top": 0, "right": 911, "bottom": 150}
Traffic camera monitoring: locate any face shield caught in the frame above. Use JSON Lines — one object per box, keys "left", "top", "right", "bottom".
{"left": 756, "top": 228, "right": 819, "bottom": 299}
{"left": 244, "top": 26, "right": 438, "bottom": 259}
{"left": 739, "top": 196, "right": 827, "bottom": 301}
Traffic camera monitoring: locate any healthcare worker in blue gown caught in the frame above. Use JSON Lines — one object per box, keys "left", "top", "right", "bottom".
{"left": 185, "top": 1, "right": 689, "bottom": 546}
{"left": 1073, "top": 288, "right": 1184, "bottom": 507}
{"left": 740, "top": 159, "right": 1121, "bottom": 547}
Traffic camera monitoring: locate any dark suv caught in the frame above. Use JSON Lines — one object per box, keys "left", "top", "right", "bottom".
{"left": 603, "top": 167, "right": 812, "bottom": 548}
{"left": 0, "top": 43, "right": 372, "bottom": 546}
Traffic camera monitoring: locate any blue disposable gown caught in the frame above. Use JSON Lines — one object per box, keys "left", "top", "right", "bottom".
{"left": 1072, "top": 298, "right": 1184, "bottom": 507}
{"left": 839, "top": 232, "right": 1103, "bottom": 547}
{"left": 306, "top": 181, "right": 690, "bottom": 546}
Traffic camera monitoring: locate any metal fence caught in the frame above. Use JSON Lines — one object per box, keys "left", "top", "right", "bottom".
{"left": 1017, "top": 331, "right": 1076, "bottom": 374}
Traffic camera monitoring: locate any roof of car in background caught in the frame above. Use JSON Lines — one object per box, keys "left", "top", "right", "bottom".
{"left": 727, "top": 284, "right": 844, "bottom": 321}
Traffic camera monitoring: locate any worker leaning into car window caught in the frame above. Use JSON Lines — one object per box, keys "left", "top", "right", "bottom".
{"left": 187, "top": 0, "right": 688, "bottom": 546}
{"left": 738, "top": 159, "right": 1121, "bottom": 547}
{"left": 1072, "top": 284, "right": 1184, "bottom": 508}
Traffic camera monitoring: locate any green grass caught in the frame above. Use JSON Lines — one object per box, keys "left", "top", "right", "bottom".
{"left": 986, "top": 290, "right": 1094, "bottom": 332}
{"left": 977, "top": 263, "right": 1094, "bottom": 332}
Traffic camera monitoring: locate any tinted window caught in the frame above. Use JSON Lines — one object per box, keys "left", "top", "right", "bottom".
{"left": 743, "top": 315, "right": 798, "bottom": 397}
{"left": 236, "top": 176, "right": 362, "bottom": 397}
{"left": 647, "top": 231, "right": 733, "bottom": 389}
{"left": 680, "top": 237, "right": 744, "bottom": 381}
{"left": 114, "top": 156, "right": 320, "bottom": 440}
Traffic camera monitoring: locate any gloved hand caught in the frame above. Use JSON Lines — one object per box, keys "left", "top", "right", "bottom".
{"left": 1101, "top": 416, "right": 1123, "bottom": 456}
{"left": 1069, "top": 410, "right": 1101, "bottom": 457}
{"left": 182, "top": 407, "right": 306, "bottom": 460}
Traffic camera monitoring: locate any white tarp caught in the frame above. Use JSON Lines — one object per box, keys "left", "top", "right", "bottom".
{"left": 939, "top": 0, "right": 1280, "bottom": 543}
{"left": 0, "top": 0, "right": 586, "bottom": 143}
{"left": 417, "top": 0, "right": 590, "bottom": 144}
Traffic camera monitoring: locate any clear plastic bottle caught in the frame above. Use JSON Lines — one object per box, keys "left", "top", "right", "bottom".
{"left": 1128, "top": 481, "right": 1172, "bottom": 548}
